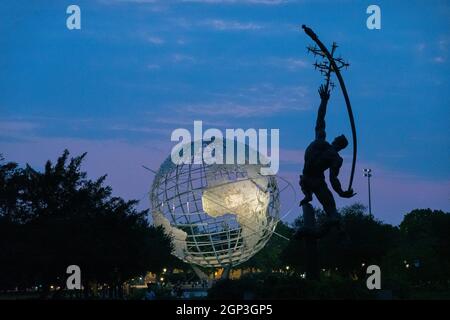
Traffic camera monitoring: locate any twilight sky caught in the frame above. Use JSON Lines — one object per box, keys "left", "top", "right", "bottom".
{"left": 0, "top": 0, "right": 449, "bottom": 225}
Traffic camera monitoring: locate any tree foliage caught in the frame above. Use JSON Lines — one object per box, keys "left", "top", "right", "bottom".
{"left": 241, "top": 221, "right": 294, "bottom": 272}
{"left": 248, "top": 203, "right": 449, "bottom": 298}
{"left": 0, "top": 151, "right": 173, "bottom": 291}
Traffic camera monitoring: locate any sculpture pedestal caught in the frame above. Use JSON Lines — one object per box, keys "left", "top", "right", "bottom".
{"left": 302, "top": 203, "right": 319, "bottom": 280}
{"left": 221, "top": 265, "right": 232, "bottom": 280}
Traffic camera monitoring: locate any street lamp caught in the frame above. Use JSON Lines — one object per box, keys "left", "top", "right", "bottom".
{"left": 363, "top": 169, "right": 372, "bottom": 216}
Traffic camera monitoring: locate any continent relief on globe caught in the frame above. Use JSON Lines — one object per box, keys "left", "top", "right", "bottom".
{"left": 202, "top": 166, "right": 270, "bottom": 250}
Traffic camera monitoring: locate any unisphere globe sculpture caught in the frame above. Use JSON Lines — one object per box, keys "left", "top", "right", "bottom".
{"left": 150, "top": 139, "right": 280, "bottom": 268}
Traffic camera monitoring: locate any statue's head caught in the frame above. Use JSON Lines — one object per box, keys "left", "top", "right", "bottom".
{"left": 332, "top": 134, "right": 348, "bottom": 151}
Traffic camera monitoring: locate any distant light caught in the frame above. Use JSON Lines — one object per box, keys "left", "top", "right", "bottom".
{"left": 285, "top": 266, "right": 290, "bottom": 271}
{"left": 406, "top": 264, "right": 410, "bottom": 268}
{"left": 160, "top": 277, "right": 164, "bottom": 282}
{"left": 163, "top": 268, "right": 167, "bottom": 273}
{"left": 50, "top": 285, "right": 54, "bottom": 289}
{"left": 361, "top": 263, "right": 365, "bottom": 267}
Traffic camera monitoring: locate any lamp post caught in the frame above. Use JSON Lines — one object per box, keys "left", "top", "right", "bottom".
{"left": 363, "top": 168, "right": 372, "bottom": 216}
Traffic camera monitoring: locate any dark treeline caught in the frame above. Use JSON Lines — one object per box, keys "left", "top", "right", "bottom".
{"left": 234, "top": 204, "right": 450, "bottom": 299}
{"left": 0, "top": 150, "right": 174, "bottom": 295}
{"left": 1, "top": 151, "right": 449, "bottom": 299}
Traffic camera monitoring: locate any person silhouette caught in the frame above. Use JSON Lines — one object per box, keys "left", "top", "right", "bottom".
{"left": 299, "top": 84, "right": 356, "bottom": 232}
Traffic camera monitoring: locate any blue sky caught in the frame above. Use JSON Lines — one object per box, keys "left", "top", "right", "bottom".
{"left": 1, "top": 0, "right": 449, "bottom": 225}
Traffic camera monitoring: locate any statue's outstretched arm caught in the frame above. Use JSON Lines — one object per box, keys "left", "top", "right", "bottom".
{"left": 315, "top": 84, "right": 330, "bottom": 140}
{"left": 330, "top": 161, "right": 356, "bottom": 198}
{"left": 330, "top": 164, "right": 345, "bottom": 196}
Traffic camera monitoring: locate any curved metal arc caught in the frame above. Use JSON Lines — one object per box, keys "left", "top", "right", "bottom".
{"left": 302, "top": 25, "right": 357, "bottom": 191}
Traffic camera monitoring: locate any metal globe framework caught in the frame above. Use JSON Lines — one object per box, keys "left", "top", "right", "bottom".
{"left": 150, "top": 140, "right": 282, "bottom": 268}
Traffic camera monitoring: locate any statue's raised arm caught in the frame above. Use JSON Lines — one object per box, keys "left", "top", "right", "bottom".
{"left": 315, "top": 84, "right": 330, "bottom": 141}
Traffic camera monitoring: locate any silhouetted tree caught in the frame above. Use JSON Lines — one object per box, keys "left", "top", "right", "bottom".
{"left": 396, "top": 209, "right": 450, "bottom": 286}
{"left": 0, "top": 150, "right": 173, "bottom": 294}
{"left": 282, "top": 204, "right": 400, "bottom": 279}
{"left": 241, "top": 221, "right": 294, "bottom": 272}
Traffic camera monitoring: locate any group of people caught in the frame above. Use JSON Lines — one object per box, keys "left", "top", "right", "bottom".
{"left": 144, "top": 280, "right": 209, "bottom": 300}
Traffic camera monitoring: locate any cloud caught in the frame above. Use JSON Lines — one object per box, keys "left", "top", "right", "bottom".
{"left": 433, "top": 56, "right": 445, "bottom": 63}
{"left": 97, "top": 0, "right": 170, "bottom": 12}
{"left": 202, "top": 19, "right": 263, "bottom": 31}
{"left": 269, "top": 57, "right": 308, "bottom": 70}
{"left": 161, "top": 84, "right": 311, "bottom": 120}
{"left": 109, "top": 124, "right": 170, "bottom": 135}
{"left": 416, "top": 38, "right": 448, "bottom": 64}
{"left": 172, "top": 53, "right": 196, "bottom": 63}
{"left": 154, "top": 116, "right": 232, "bottom": 128}
{"left": 99, "top": 0, "right": 159, "bottom": 4}
{"left": 0, "top": 120, "right": 40, "bottom": 134}
{"left": 100, "top": 0, "right": 292, "bottom": 5}
{"left": 170, "top": 17, "right": 266, "bottom": 33}
{"left": 0, "top": 117, "right": 169, "bottom": 143}
{"left": 147, "top": 36, "right": 165, "bottom": 45}
{"left": 438, "top": 38, "right": 448, "bottom": 51}
{"left": 147, "top": 63, "right": 161, "bottom": 70}
{"left": 177, "top": 102, "right": 308, "bottom": 118}
{"left": 237, "top": 83, "right": 310, "bottom": 107}
{"left": 415, "top": 43, "right": 426, "bottom": 53}
{"left": 182, "top": 0, "right": 289, "bottom": 4}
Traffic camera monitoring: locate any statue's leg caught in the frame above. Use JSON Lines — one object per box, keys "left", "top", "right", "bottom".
{"left": 299, "top": 175, "right": 313, "bottom": 206}
{"left": 294, "top": 177, "right": 318, "bottom": 239}
{"left": 314, "top": 182, "right": 341, "bottom": 235}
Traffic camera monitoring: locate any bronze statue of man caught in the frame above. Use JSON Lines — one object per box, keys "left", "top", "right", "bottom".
{"left": 299, "top": 84, "right": 356, "bottom": 231}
